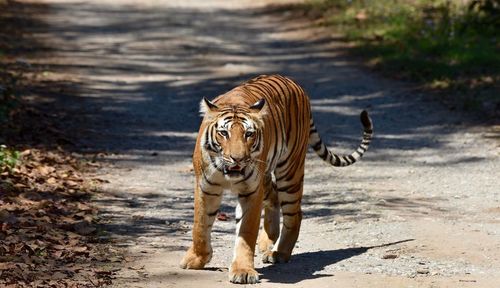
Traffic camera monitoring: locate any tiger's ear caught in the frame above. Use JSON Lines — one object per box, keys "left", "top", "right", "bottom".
{"left": 249, "top": 98, "right": 266, "bottom": 112}
{"left": 200, "top": 97, "right": 219, "bottom": 117}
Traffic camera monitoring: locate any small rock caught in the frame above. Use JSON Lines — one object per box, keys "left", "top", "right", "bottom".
{"left": 382, "top": 254, "right": 398, "bottom": 259}
{"left": 417, "top": 268, "right": 430, "bottom": 274}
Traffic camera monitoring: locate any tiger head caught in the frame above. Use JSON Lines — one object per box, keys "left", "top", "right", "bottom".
{"left": 200, "top": 97, "right": 266, "bottom": 180}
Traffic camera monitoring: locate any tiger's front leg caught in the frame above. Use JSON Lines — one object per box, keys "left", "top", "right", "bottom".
{"left": 229, "top": 187, "right": 264, "bottom": 284}
{"left": 180, "top": 177, "right": 222, "bottom": 269}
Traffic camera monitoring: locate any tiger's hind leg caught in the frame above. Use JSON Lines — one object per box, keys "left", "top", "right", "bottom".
{"left": 262, "top": 161, "right": 304, "bottom": 264}
{"left": 258, "top": 174, "right": 280, "bottom": 255}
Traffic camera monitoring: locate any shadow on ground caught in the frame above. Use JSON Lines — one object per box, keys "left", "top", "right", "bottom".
{"left": 258, "top": 239, "right": 414, "bottom": 283}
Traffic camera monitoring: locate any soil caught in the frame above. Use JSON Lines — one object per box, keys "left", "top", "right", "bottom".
{"left": 25, "top": 0, "right": 500, "bottom": 287}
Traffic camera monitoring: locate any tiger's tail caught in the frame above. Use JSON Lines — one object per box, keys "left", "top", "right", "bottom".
{"left": 309, "top": 110, "right": 373, "bottom": 167}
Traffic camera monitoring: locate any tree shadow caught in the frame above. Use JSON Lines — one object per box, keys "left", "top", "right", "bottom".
{"left": 258, "top": 239, "right": 414, "bottom": 284}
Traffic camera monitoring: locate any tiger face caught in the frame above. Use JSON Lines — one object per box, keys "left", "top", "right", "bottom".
{"left": 200, "top": 97, "right": 266, "bottom": 181}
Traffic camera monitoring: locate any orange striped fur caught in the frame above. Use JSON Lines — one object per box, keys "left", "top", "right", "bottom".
{"left": 180, "top": 75, "right": 373, "bottom": 284}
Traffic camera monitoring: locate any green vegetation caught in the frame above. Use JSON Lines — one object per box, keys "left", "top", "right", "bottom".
{"left": 303, "top": 0, "right": 499, "bottom": 112}
{"left": 0, "top": 144, "right": 19, "bottom": 170}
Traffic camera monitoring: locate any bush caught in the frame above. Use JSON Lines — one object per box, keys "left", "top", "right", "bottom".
{"left": 306, "top": 1, "right": 498, "bottom": 101}
{"left": 0, "top": 144, "right": 19, "bottom": 170}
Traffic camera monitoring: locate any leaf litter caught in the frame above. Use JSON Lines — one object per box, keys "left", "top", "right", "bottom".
{"left": 0, "top": 149, "right": 124, "bottom": 287}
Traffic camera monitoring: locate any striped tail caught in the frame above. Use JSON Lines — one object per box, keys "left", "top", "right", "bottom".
{"left": 309, "top": 110, "right": 373, "bottom": 167}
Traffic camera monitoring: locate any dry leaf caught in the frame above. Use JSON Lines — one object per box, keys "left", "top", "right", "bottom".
{"left": 0, "top": 262, "right": 16, "bottom": 270}
{"left": 36, "top": 165, "right": 55, "bottom": 176}
{"left": 70, "top": 246, "right": 88, "bottom": 253}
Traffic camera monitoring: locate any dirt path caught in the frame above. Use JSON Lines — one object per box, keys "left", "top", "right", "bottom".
{"left": 30, "top": 0, "right": 500, "bottom": 287}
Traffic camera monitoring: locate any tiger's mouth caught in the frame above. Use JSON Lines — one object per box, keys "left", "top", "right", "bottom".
{"left": 223, "top": 164, "right": 246, "bottom": 177}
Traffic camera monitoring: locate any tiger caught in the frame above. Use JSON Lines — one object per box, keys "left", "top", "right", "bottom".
{"left": 180, "top": 74, "right": 373, "bottom": 284}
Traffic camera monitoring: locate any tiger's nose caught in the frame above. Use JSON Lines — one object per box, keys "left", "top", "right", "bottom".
{"left": 230, "top": 155, "right": 248, "bottom": 164}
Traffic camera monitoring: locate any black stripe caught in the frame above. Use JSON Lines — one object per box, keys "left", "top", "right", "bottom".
{"left": 341, "top": 156, "right": 350, "bottom": 164}
{"left": 255, "top": 82, "right": 276, "bottom": 98}
{"left": 285, "top": 83, "right": 297, "bottom": 135}
{"left": 204, "top": 127, "right": 216, "bottom": 152}
{"left": 277, "top": 176, "right": 304, "bottom": 194}
{"left": 233, "top": 116, "right": 247, "bottom": 122}
{"left": 203, "top": 172, "right": 220, "bottom": 186}
{"left": 311, "top": 140, "right": 322, "bottom": 151}
{"left": 333, "top": 154, "right": 341, "bottom": 166}
{"left": 280, "top": 199, "right": 300, "bottom": 207}
{"left": 276, "top": 159, "right": 288, "bottom": 169}
{"left": 277, "top": 176, "right": 303, "bottom": 191}
{"left": 266, "top": 77, "right": 288, "bottom": 97}
{"left": 251, "top": 133, "right": 260, "bottom": 152}
{"left": 210, "top": 156, "right": 223, "bottom": 172}
{"left": 201, "top": 188, "right": 221, "bottom": 197}
{"left": 263, "top": 189, "right": 271, "bottom": 201}
{"left": 263, "top": 101, "right": 281, "bottom": 168}
{"left": 278, "top": 186, "right": 301, "bottom": 194}
{"left": 235, "top": 169, "right": 254, "bottom": 184}
{"left": 319, "top": 147, "right": 328, "bottom": 159}
{"left": 248, "top": 83, "right": 269, "bottom": 98}
{"left": 275, "top": 172, "right": 287, "bottom": 182}
{"left": 261, "top": 78, "right": 283, "bottom": 96}
{"left": 210, "top": 126, "right": 222, "bottom": 152}
{"left": 218, "top": 111, "right": 231, "bottom": 119}
{"left": 347, "top": 155, "right": 356, "bottom": 162}
{"left": 238, "top": 189, "right": 258, "bottom": 198}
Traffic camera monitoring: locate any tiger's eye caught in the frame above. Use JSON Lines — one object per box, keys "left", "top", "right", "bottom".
{"left": 245, "top": 131, "right": 254, "bottom": 138}
{"left": 218, "top": 130, "right": 229, "bottom": 137}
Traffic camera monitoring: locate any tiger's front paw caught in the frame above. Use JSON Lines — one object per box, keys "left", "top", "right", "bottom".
{"left": 179, "top": 247, "right": 212, "bottom": 269}
{"left": 262, "top": 251, "right": 290, "bottom": 264}
{"left": 229, "top": 264, "right": 260, "bottom": 284}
